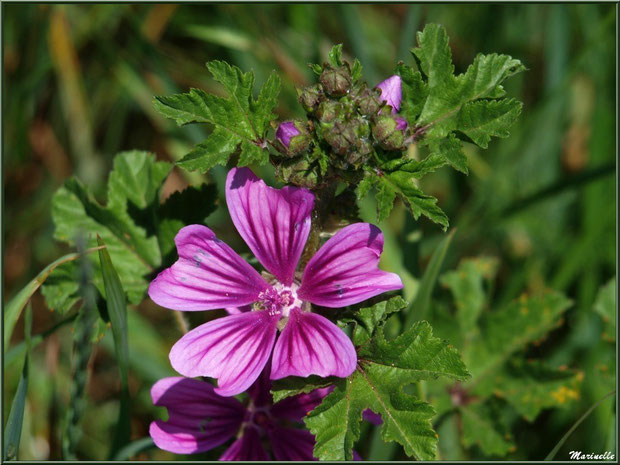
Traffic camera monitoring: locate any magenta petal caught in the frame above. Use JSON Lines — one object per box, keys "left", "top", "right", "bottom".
{"left": 298, "top": 223, "right": 403, "bottom": 307}
{"left": 169, "top": 312, "right": 279, "bottom": 396}
{"left": 395, "top": 116, "right": 408, "bottom": 131}
{"left": 363, "top": 409, "right": 383, "bottom": 425}
{"left": 271, "top": 386, "right": 334, "bottom": 422}
{"left": 271, "top": 308, "right": 356, "bottom": 379}
{"left": 225, "top": 305, "right": 252, "bottom": 315}
{"left": 148, "top": 225, "right": 269, "bottom": 311}
{"left": 149, "top": 377, "right": 244, "bottom": 454}
{"left": 226, "top": 167, "right": 315, "bottom": 286}
{"left": 376, "top": 75, "right": 402, "bottom": 113}
{"left": 220, "top": 427, "right": 270, "bottom": 461}
{"left": 269, "top": 426, "right": 317, "bottom": 461}
{"left": 275, "top": 121, "right": 301, "bottom": 148}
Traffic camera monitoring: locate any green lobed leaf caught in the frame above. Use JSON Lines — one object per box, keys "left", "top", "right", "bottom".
{"left": 457, "top": 98, "right": 523, "bottom": 149}
{"left": 440, "top": 257, "right": 499, "bottom": 335}
{"left": 472, "top": 358, "right": 583, "bottom": 422}
{"left": 306, "top": 320, "right": 469, "bottom": 460}
{"left": 356, "top": 174, "right": 375, "bottom": 202}
{"left": 270, "top": 376, "right": 336, "bottom": 404}
{"left": 308, "top": 63, "right": 323, "bottom": 76}
{"left": 307, "top": 371, "right": 436, "bottom": 461}
{"left": 358, "top": 171, "right": 448, "bottom": 227}
{"left": 360, "top": 321, "right": 471, "bottom": 383}
{"left": 39, "top": 262, "right": 80, "bottom": 314}
{"left": 425, "top": 134, "right": 468, "bottom": 174}
{"left": 154, "top": 61, "right": 279, "bottom": 173}
{"left": 351, "top": 58, "right": 363, "bottom": 82}
{"left": 375, "top": 176, "right": 398, "bottom": 223}
{"left": 395, "top": 63, "right": 428, "bottom": 124}
{"left": 411, "top": 24, "right": 525, "bottom": 143}
{"left": 338, "top": 296, "right": 408, "bottom": 346}
{"left": 382, "top": 154, "right": 447, "bottom": 178}
{"left": 383, "top": 172, "right": 449, "bottom": 228}
{"left": 175, "top": 127, "right": 238, "bottom": 172}
{"left": 252, "top": 71, "right": 281, "bottom": 136}
{"left": 44, "top": 151, "right": 171, "bottom": 310}
{"left": 593, "top": 277, "right": 616, "bottom": 343}
{"left": 328, "top": 44, "right": 344, "bottom": 67}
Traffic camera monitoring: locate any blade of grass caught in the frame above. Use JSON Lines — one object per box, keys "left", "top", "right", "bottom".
{"left": 3, "top": 246, "right": 104, "bottom": 351}
{"left": 3, "top": 304, "right": 32, "bottom": 461}
{"left": 97, "top": 236, "right": 131, "bottom": 458}
{"left": 404, "top": 229, "right": 456, "bottom": 328}
{"left": 545, "top": 389, "right": 616, "bottom": 460}
{"left": 111, "top": 437, "right": 155, "bottom": 460}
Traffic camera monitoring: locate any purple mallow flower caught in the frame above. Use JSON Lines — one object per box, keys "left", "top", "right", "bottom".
{"left": 376, "top": 75, "right": 408, "bottom": 131}
{"left": 275, "top": 121, "right": 300, "bottom": 148}
{"left": 148, "top": 167, "right": 402, "bottom": 396}
{"left": 376, "top": 75, "right": 402, "bottom": 114}
{"left": 149, "top": 373, "right": 330, "bottom": 460}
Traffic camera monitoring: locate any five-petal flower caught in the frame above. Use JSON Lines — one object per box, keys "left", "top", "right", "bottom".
{"left": 148, "top": 167, "right": 402, "bottom": 396}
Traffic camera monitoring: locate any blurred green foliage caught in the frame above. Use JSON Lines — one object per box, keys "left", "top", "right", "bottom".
{"left": 3, "top": 3, "right": 616, "bottom": 461}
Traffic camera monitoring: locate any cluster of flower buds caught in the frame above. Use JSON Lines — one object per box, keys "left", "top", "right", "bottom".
{"left": 273, "top": 55, "right": 409, "bottom": 188}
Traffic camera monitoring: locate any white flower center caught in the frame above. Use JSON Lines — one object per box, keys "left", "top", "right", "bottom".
{"left": 257, "top": 282, "right": 302, "bottom": 318}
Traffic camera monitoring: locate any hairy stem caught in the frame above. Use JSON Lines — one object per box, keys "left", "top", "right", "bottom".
{"left": 299, "top": 182, "right": 337, "bottom": 271}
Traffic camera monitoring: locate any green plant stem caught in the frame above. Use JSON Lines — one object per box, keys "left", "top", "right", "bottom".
{"left": 299, "top": 182, "right": 337, "bottom": 270}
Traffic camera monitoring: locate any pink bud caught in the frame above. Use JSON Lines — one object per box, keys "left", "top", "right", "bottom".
{"left": 275, "top": 121, "right": 301, "bottom": 148}
{"left": 375, "top": 75, "right": 402, "bottom": 114}
{"left": 395, "top": 117, "right": 408, "bottom": 132}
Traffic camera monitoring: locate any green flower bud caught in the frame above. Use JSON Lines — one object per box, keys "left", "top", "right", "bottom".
{"left": 275, "top": 120, "right": 311, "bottom": 156}
{"left": 298, "top": 84, "right": 324, "bottom": 113}
{"left": 320, "top": 65, "right": 352, "bottom": 97}
{"left": 315, "top": 100, "right": 340, "bottom": 123}
{"left": 276, "top": 157, "right": 320, "bottom": 189}
{"left": 324, "top": 121, "right": 356, "bottom": 155}
{"left": 356, "top": 87, "right": 382, "bottom": 115}
{"left": 372, "top": 114, "right": 406, "bottom": 151}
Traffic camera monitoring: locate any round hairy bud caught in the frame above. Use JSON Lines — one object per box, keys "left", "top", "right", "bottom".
{"left": 372, "top": 114, "right": 407, "bottom": 151}
{"left": 356, "top": 87, "right": 382, "bottom": 116}
{"left": 315, "top": 100, "right": 340, "bottom": 124}
{"left": 276, "top": 157, "right": 319, "bottom": 189}
{"left": 298, "top": 84, "right": 324, "bottom": 113}
{"left": 324, "top": 121, "right": 356, "bottom": 156}
{"left": 275, "top": 121, "right": 311, "bottom": 156}
{"left": 320, "top": 65, "right": 352, "bottom": 97}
